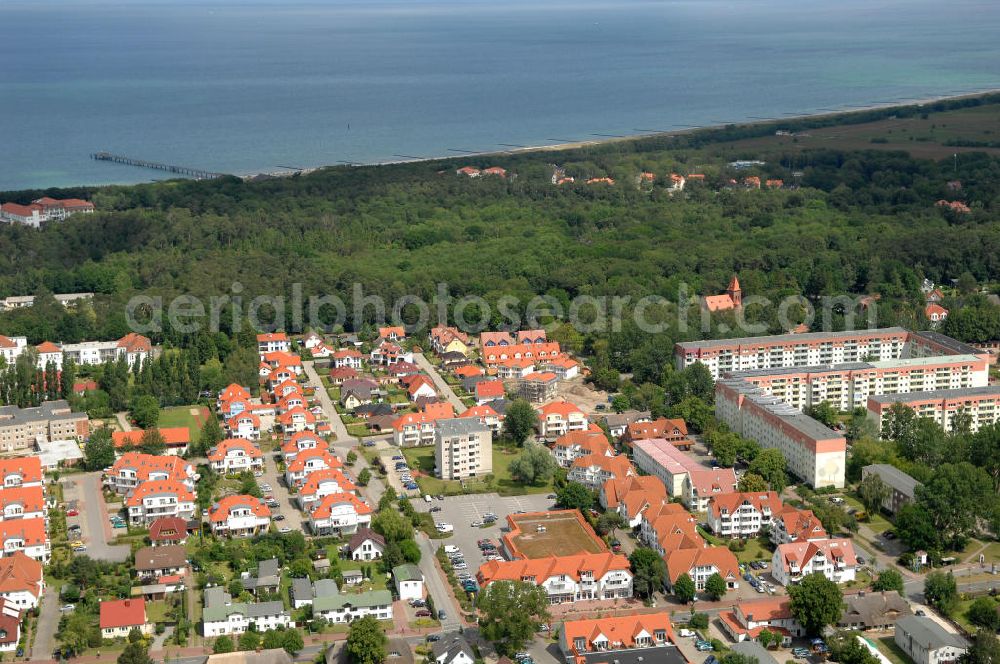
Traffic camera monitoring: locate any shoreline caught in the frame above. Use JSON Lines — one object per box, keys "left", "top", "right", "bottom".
{"left": 352, "top": 87, "right": 1000, "bottom": 169}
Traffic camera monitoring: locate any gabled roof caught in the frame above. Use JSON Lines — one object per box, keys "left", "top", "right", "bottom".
{"left": 776, "top": 538, "right": 857, "bottom": 572}
{"left": 0, "top": 552, "right": 42, "bottom": 598}
{"left": 0, "top": 485, "right": 45, "bottom": 515}
{"left": 149, "top": 516, "right": 189, "bottom": 542}
{"left": 538, "top": 400, "right": 582, "bottom": 418}
{"left": 309, "top": 492, "right": 371, "bottom": 519}
{"left": 478, "top": 552, "right": 630, "bottom": 586}
{"left": 709, "top": 491, "right": 782, "bottom": 519}
{"left": 298, "top": 468, "right": 357, "bottom": 496}
{"left": 135, "top": 544, "right": 187, "bottom": 571}
{"left": 108, "top": 453, "right": 193, "bottom": 483}
{"left": 555, "top": 430, "right": 611, "bottom": 455}
{"left": 100, "top": 599, "right": 147, "bottom": 629}
{"left": 666, "top": 545, "right": 739, "bottom": 583}
{"left": 560, "top": 613, "right": 675, "bottom": 654}
{"left": 348, "top": 527, "right": 385, "bottom": 551}
{"left": 459, "top": 405, "right": 500, "bottom": 420}
{"left": 0, "top": 519, "right": 46, "bottom": 548}
{"left": 112, "top": 427, "right": 190, "bottom": 449}
{"left": 571, "top": 453, "right": 633, "bottom": 478}
{"left": 125, "top": 480, "right": 195, "bottom": 507}
{"left": 208, "top": 438, "right": 263, "bottom": 462}
{"left": 475, "top": 380, "right": 505, "bottom": 400}
{"left": 0, "top": 458, "right": 42, "bottom": 485}
{"left": 286, "top": 448, "right": 342, "bottom": 473}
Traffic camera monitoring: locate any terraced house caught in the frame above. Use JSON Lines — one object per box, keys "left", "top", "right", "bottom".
{"left": 477, "top": 552, "right": 633, "bottom": 604}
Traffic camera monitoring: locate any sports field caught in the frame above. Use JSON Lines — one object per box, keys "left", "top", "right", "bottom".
{"left": 158, "top": 405, "right": 210, "bottom": 441}
{"left": 506, "top": 510, "right": 607, "bottom": 559}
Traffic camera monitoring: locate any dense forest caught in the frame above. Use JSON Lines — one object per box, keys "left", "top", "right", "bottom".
{"left": 3, "top": 97, "right": 1000, "bottom": 383}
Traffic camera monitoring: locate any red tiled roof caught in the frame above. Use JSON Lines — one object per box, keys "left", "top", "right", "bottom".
{"left": 309, "top": 492, "right": 372, "bottom": 519}
{"left": 209, "top": 494, "right": 270, "bottom": 523}
{"left": 208, "top": 438, "right": 262, "bottom": 462}
{"left": 100, "top": 599, "right": 147, "bottom": 630}
{"left": 0, "top": 552, "right": 42, "bottom": 599}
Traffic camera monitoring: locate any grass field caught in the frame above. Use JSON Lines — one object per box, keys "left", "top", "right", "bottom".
{"left": 403, "top": 445, "right": 555, "bottom": 497}
{"left": 508, "top": 511, "right": 606, "bottom": 558}
{"left": 159, "top": 405, "right": 210, "bottom": 441}
{"left": 876, "top": 636, "right": 915, "bottom": 664}
{"left": 716, "top": 104, "right": 1000, "bottom": 160}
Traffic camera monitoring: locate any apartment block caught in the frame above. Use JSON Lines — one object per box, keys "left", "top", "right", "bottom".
{"left": 867, "top": 385, "right": 1000, "bottom": 433}
{"left": 0, "top": 401, "right": 89, "bottom": 454}
{"left": 716, "top": 380, "right": 846, "bottom": 488}
{"left": 434, "top": 419, "right": 492, "bottom": 479}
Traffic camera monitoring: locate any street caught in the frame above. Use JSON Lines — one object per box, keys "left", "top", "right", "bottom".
{"left": 260, "top": 452, "right": 305, "bottom": 533}
{"left": 412, "top": 353, "right": 466, "bottom": 412}
{"left": 31, "top": 587, "right": 59, "bottom": 660}
{"left": 416, "top": 533, "right": 462, "bottom": 632}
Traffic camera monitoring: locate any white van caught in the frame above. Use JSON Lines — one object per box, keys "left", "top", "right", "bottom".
{"left": 424, "top": 494, "right": 433, "bottom": 503}
{"left": 444, "top": 545, "right": 460, "bottom": 554}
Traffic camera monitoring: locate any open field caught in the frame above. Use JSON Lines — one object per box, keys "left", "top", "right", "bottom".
{"left": 875, "top": 636, "right": 915, "bottom": 664}
{"left": 159, "top": 405, "right": 209, "bottom": 440}
{"left": 715, "top": 104, "right": 1000, "bottom": 160}
{"left": 507, "top": 510, "right": 606, "bottom": 558}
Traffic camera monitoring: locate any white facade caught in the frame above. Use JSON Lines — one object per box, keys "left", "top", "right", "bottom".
{"left": 772, "top": 538, "right": 858, "bottom": 586}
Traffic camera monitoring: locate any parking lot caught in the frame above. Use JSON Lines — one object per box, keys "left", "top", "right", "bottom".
{"left": 62, "top": 472, "right": 129, "bottom": 562}
{"left": 379, "top": 451, "right": 421, "bottom": 497}
{"left": 415, "top": 492, "right": 555, "bottom": 568}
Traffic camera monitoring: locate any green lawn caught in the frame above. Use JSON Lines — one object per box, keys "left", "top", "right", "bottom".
{"left": 876, "top": 637, "right": 915, "bottom": 664}
{"left": 733, "top": 538, "right": 773, "bottom": 564}
{"left": 145, "top": 600, "right": 170, "bottom": 624}
{"left": 158, "top": 405, "right": 210, "bottom": 440}
{"left": 402, "top": 445, "right": 554, "bottom": 497}
{"left": 842, "top": 493, "right": 893, "bottom": 533}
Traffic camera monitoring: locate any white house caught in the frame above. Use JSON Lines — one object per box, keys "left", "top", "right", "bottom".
{"left": 125, "top": 480, "right": 196, "bottom": 526}
{"left": 348, "top": 528, "right": 385, "bottom": 561}
{"left": 202, "top": 587, "right": 290, "bottom": 637}
{"left": 895, "top": 616, "right": 967, "bottom": 664}
{"left": 772, "top": 538, "right": 858, "bottom": 586}
{"left": 0, "top": 518, "right": 50, "bottom": 563}
{"left": 208, "top": 438, "right": 263, "bottom": 475}
{"left": 536, "top": 401, "right": 587, "bottom": 439}
{"left": 393, "top": 564, "right": 424, "bottom": 601}
{"left": 307, "top": 492, "right": 372, "bottom": 536}
{"left": 706, "top": 491, "right": 783, "bottom": 538}
{"left": 285, "top": 449, "right": 344, "bottom": 488}
{"left": 209, "top": 495, "right": 271, "bottom": 538}
{"left": 257, "top": 333, "right": 291, "bottom": 354}
{"left": 476, "top": 552, "right": 633, "bottom": 604}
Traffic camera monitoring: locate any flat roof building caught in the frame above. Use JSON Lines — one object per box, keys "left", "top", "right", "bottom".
{"left": 434, "top": 418, "right": 492, "bottom": 480}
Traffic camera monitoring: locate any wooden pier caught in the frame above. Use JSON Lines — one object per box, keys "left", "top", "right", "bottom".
{"left": 90, "top": 152, "right": 227, "bottom": 180}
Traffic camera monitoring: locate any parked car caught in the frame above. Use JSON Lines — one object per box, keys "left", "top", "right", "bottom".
{"left": 430, "top": 506, "right": 442, "bottom": 513}
{"left": 73, "top": 546, "right": 87, "bottom": 553}
{"left": 274, "top": 514, "right": 285, "bottom": 521}
{"left": 60, "top": 604, "right": 75, "bottom": 612}
{"left": 435, "top": 523, "right": 454, "bottom": 533}
{"left": 66, "top": 509, "right": 79, "bottom": 517}
{"left": 426, "top": 634, "right": 441, "bottom": 642}
{"left": 471, "top": 520, "right": 483, "bottom": 528}
{"left": 444, "top": 545, "right": 460, "bottom": 553}
{"left": 363, "top": 440, "right": 376, "bottom": 447}
{"left": 279, "top": 526, "right": 292, "bottom": 533}
{"left": 415, "top": 610, "right": 431, "bottom": 617}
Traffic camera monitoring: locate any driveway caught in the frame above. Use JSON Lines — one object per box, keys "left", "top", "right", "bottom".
{"left": 32, "top": 587, "right": 60, "bottom": 660}
{"left": 260, "top": 453, "right": 305, "bottom": 533}
{"left": 413, "top": 353, "right": 466, "bottom": 412}
{"left": 63, "top": 472, "right": 128, "bottom": 562}
{"left": 303, "top": 361, "right": 352, "bottom": 442}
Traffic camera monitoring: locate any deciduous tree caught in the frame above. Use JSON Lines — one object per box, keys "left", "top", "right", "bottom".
{"left": 788, "top": 572, "right": 843, "bottom": 635}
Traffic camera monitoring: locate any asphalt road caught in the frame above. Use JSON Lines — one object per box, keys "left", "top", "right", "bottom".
{"left": 413, "top": 353, "right": 466, "bottom": 411}
{"left": 417, "top": 533, "right": 462, "bottom": 632}
{"left": 64, "top": 472, "right": 128, "bottom": 562}
{"left": 31, "top": 587, "right": 60, "bottom": 660}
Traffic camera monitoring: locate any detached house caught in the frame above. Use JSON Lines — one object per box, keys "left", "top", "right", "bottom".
{"left": 281, "top": 431, "right": 326, "bottom": 461}
{"left": 209, "top": 438, "right": 263, "bottom": 475}
{"left": 297, "top": 468, "right": 357, "bottom": 508}
{"left": 348, "top": 528, "right": 385, "bottom": 561}
{"left": 0, "top": 552, "right": 43, "bottom": 610}
{"left": 536, "top": 401, "right": 586, "bottom": 439}
{"left": 257, "top": 333, "right": 290, "bottom": 354}
{"left": 226, "top": 413, "right": 261, "bottom": 441}
{"left": 100, "top": 599, "right": 152, "bottom": 639}
{"left": 894, "top": 616, "right": 967, "bottom": 664}
{"left": 332, "top": 349, "right": 364, "bottom": 370}
{"left": 134, "top": 545, "right": 188, "bottom": 581}
{"left": 839, "top": 591, "right": 911, "bottom": 631}
{"left": 209, "top": 495, "right": 271, "bottom": 538}
{"left": 772, "top": 538, "right": 858, "bottom": 586}
{"left": 125, "top": 480, "right": 197, "bottom": 525}
{"left": 719, "top": 597, "right": 804, "bottom": 646}
{"left": 707, "top": 491, "right": 783, "bottom": 538}
{"left": 104, "top": 452, "right": 197, "bottom": 494}
{"left": 285, "top": 448, "right": 344, "bottom": 488}
{"left": 276, "top": 406, "right": 316, "bottom": 433}
{"left": 307, "top": 492, "right": 372, "bottom": 536}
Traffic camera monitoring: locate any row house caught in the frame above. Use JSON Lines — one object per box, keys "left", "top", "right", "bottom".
{"left": 104, "top": 452, "right": 197, "bottom": 494}
{"left": 559, "top": 614, "right": 679, "bottom": 664}
{"left": 482, "top": 342, "right": 562, "bottom": 366}
{"left": 0, "top": 519, "right": 49, "bottom": 563}
{"left": 209, "top": 495, "right": 271, "bottom": 538}
{"left": 719, "top": 597, "right": 804, "bottom": 646}
{"left": 496, "top": 358, "right": 535, "bottom": 380}
{"left": 458, "top": 404, "right": 503, "bottom": 433}
{"left": 479, "top": 329, "right": 547, "bottom": 347}
{"left": 208, "top": 438, "right": 263, "bottom": 475}
{"left": 281, "top": 431, "right": 326, "bottom": 461}
{"left": 226, "top": 412, "right": 261, "bottom": 441}
{"left": 772, "top": 538, "right": 858, "bottom": 586}
{"left": 256, "top": 333, "right": 290, "bottom": 354}
{"left": 391, "top": 403, "right": 456, "bottom": 446}
{"left": 567, "top": 454, "right": 634, "bottom": 490}
{"left": 285, "top": 449, "right": 343, "bottom": 487}
{"left": 125, "top": 480, "right": 197, "bottom": 525}
{"left": 477, "top": 552, "right": 633, "bottom": 604}
{"left": 202, "top": 587, "right": 290, "bottom": 637}
{"left": 600, "top": 475, "right": 667, "bottom": 528}
{"left": 536, "top": 401, "right": 587, "bottom": 439}
{"left": 0, "top": 486, "right": 46, "bottom": 522}
{"left": 307, "top": 492, "right": 373, "bottom": 536}
{"left": 0, "top": 458, "right": 42, "bottom": 489}
{"left": 0, "top": 552, "right": 43, "bottom": 611}
{"left": 312, "top": 587, "right": 393, "bottom": 624}
{"left": 296, "top": 468, "right": 358, "bottom": 509}
{"left": 553, "top": 430, "right": 613, "bottom": 468}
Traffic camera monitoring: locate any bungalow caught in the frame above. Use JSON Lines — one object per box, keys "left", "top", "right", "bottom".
{"left": 100, "top": 599, "right": 152, "bottom": 639}
{"left": 353, "top": 402, "right": 394, "bottom": 420}
{"left": 536, "top": 401, "right": 586, "bottom": 439}
{"left": 719, "top": 597, "right": 804, "bottom": 646}
{"left": 209, "top": 495, "right": 271, "bottom": 538}
{"left": 308, "top": 492, "right": 372, "bottom": 536}
{"left": 257, "top": 333, "right": 290, "bottom": 354}
{"left": 348, "top": 527, "right": 385, "bottom": 561}
{"left": 208, "top": 438, "right": 264, "bottom": 475}
{"left": 134, "top": 545, "right": 188, "bottom": 581}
